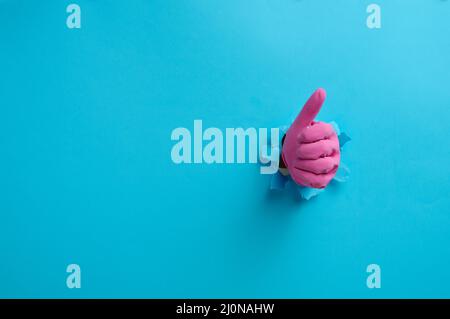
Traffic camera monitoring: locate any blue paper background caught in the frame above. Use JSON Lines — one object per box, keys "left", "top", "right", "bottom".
{"left": 0, "top": 0, "right": 449, "bottom": 298}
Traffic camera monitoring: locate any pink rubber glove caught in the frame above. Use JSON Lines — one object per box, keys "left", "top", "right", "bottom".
{"left": 281, "top": 88, "right": 340, "bottom": 189}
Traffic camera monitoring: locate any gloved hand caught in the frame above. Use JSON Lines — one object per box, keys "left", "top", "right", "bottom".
{"left": 281, "top": 88, "right": 340, "bottom": 189}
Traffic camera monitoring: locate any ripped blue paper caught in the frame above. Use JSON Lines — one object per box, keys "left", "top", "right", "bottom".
{"left": 338, "top": 132, "right": 351, "bottom": 148}
{"left": 297, "top": 185, "right": 325, "bottom": 200}
{"left": 270, "top": 171, "right": 289, "bottom": 190}
{"left": 266, "top": 121, "right": 351, "bottom": 200}
{"left": 333, "top": 163, "right": 350, "bottom": 183}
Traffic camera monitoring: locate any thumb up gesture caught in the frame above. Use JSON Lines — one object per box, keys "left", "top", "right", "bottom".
{"left": 281, "top": 88, "right": 340, "bottom": 189}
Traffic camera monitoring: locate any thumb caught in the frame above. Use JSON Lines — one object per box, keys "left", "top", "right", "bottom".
{"left": 291, "top": 88, "right": 327, "bottom": 131}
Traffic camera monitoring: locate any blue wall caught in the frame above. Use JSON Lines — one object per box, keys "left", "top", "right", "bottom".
{"left": 0, "top": 0, "right": 449, "bottom": 297}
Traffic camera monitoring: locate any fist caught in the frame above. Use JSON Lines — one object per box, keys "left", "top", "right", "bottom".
{"left": 281, "top": 88, "right": 340, "bottom": 189}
